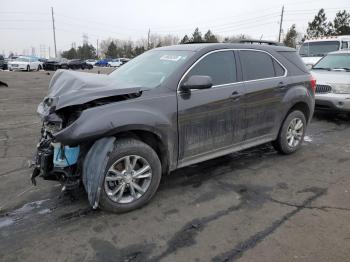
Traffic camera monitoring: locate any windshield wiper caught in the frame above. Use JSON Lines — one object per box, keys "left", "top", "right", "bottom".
{"left": 312, "top": 67, "right": 331, "bottom": 71}
{"left": 333, "top": 68, "right": 350, "bottom": 72}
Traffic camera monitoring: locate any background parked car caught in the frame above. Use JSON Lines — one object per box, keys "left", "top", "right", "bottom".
{"left": 120, "top": 58, "right": 131, "bottom": 65}
{"left": 8, "top": 56, "right": 43, "bottom": 71}
{"left": 107, "top": 58, "right": 123, "bottom": 67}
{"left": 0, "top": 55, "right": 6, "bottom": 70}
{"left": 43, "top": 58, "right": 69, "bottom": 71}
{"left": 95, "top": 58, "right": 111, "bottom": 67}
{"left": 311, "top": 50, "right": 350, "bottom": 115}
{"left": 299, "top": 35, "right": 350, "bottom": 68}
{"left": 85, "top": 59, "right": 97, "bottom": 66}
{"left": 68, "top": 59, "right": 93, "bottom": 70}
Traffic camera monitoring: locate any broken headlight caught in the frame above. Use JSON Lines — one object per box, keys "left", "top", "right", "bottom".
{"left": 44, "top": 113, "right": 63, "bottom": 134}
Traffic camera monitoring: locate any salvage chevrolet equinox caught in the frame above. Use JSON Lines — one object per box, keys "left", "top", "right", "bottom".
{"left": 32, "top": 43, "right": 315, "bottom": 213}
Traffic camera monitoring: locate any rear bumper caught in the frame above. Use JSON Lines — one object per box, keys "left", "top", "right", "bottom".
{"left": 315, "top": 93, "right": 350, "bottom": 112}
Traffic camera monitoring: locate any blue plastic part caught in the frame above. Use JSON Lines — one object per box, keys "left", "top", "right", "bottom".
{"left": 53, "top": 143, "right": 80, "bottom": 167}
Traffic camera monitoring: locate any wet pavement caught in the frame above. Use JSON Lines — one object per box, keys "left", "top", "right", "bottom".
{"left": 0, "top": 69, "right": 350, "bottom": 262}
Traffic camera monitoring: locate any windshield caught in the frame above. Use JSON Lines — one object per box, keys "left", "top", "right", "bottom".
{"left": 313, "top": 53, "right": 350, "bottom": 71}
{"left": 15, "top": 57, "right": 30, "bottom": 62}
{"left": 109, "top": 50, "right": 192, "bottom": 88}
{"left": 299, "top": 41, "right": 340, "bottom": 57}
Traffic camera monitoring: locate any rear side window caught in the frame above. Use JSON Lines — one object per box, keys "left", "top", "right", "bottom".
{"left": 273, "top": 60, "right": 285, "bottom": 76}
{"left": 278, "top": 51, "right": 308, "bottom": 73}
{"left": 239, "top": 50, "right": 276, "bottom": 81}
{"left": 342, "top": 41, "right": 348, "bottom": 49}
{"left": 187, "top": 51, "right": 237, "bottom": 86}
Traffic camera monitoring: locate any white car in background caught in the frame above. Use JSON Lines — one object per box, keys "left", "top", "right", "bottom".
{"left": 107, "top": 58, "right": 123, "bottom": 67}
{"left": 8, "top": 56, "right": 43, "bottom": 71}
{"left": 299, "top": 35, "right": 350, "bottom": 68}
{"left": 85, "top": 59, "right": 97, "bottom": 66}
{"left": 311, "top": 50, "right": 350, "bottom": 115}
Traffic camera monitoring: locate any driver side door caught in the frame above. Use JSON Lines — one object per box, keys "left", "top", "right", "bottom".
{"left": 177, "top": 50, "right": 245, "bottom": 167}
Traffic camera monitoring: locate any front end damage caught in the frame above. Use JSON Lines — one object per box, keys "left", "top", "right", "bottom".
{"left": 31, "top": 70, "right": 142, "bottom": 208}
{"left": 32, "top": 104, "right": 83, "bottom": 190}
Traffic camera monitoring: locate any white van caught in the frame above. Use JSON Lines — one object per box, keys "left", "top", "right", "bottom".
{"left": 299, "top": 35, "right": 350, "bottom": 67}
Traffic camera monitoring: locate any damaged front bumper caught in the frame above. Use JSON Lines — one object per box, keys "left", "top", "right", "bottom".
{"left": 32, "top": 116, "right": 116, "bottom": 209}
{"left": 31, "top": 119, "right": 81, "bottom": 189}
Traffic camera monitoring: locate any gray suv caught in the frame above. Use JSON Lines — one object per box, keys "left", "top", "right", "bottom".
{"left": 33, "top": 43, "right": 315, "bottom": 212}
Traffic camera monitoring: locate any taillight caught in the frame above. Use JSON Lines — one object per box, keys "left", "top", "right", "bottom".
{"left": 310, "top": 77, "right": 316, "bottom": 93}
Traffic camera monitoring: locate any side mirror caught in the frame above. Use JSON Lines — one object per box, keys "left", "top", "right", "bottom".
{"left": 306, "top": 64, "right": 313, "bottom": 70}
{"left": 181, "top": 75, "right": 213, "bottom": 91}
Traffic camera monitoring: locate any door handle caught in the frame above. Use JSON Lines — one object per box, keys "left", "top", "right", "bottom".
{"left": 277, "top": 81, "right": 286, "bottom": 89}
{"left": 230, "top": 91, "right": 242, "bottom": 101}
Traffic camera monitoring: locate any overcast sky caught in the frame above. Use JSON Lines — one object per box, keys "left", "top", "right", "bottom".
{"left": 0, "top": 0, "right": 348, "bottom": 57}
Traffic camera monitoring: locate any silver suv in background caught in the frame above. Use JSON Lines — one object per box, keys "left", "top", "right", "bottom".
{"left": 311, "top": 50, "right": 350, "bottom": 115}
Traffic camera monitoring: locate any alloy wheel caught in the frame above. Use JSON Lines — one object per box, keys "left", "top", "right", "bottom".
{"left": 286, "top": 118, "right": 304, "bottom": 148}
{"left": 104, "top": 155, "right": 152, "bottom": 204}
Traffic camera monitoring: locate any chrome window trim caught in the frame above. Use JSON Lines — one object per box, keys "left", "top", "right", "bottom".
{"left": 177, "top": 48, "right": 288, "bottom": 92}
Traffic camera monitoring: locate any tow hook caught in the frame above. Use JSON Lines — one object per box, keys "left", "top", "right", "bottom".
{"left": 31, "top": 167, "right": 40, "bottom": 186}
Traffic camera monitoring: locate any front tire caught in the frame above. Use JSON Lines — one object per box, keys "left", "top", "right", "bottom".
{"left": 99, "top": 138, "right": 162, "bottom": 213}
{"left": 273, "top": 110, "right": 307, "bottom": 154}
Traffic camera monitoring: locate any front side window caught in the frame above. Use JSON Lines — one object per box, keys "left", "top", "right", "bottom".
{"left": 186, "top": 51, "right": 237, "bottom": 86}
{"left": 109, "top": 50, "right": 192, "bottom": 88}
{"left": 240, "top": 50, "right": 276, "bottom": 81}
{"left": 299, "top": 41, "right": 340, "bottom": 57}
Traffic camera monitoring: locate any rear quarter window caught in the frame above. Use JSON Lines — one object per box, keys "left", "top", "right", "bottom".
{"left": 278, "top": 51, "right": 308, "bottom": 73}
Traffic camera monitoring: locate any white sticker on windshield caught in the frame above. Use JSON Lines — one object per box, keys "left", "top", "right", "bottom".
{"left": 160, "top": 55, "right": 183, "bottom": 62}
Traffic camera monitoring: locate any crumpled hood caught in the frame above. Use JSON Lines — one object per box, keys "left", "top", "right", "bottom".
{"left": 40, "top": 70, "right": 142, "bottom": 112}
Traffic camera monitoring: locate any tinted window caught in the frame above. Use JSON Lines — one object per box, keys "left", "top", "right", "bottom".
{"left": 187, "top": 51, "right": 236, "bottom": 86}
{"left": 342, "top": 41, "right": 348, "bottom": 49}
{"left": 273, "top": 60, "right": 285, "bottom": 76}
{"left": 240, "top": 50, "right": 275, "bottom": 80}
{"left": 278, "top": 51, "right": 308, "bottom": 73}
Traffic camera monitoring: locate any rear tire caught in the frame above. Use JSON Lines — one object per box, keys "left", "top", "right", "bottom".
{"left": 99, "top": 138, "right": 162, "bottom": 213}
{"left": 273, "top": 110, "right": 307, "bottom": 155}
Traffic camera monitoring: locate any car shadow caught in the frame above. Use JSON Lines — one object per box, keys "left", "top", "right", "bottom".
{"left": 313, "top": 110, "right": 350, "bottom": 125}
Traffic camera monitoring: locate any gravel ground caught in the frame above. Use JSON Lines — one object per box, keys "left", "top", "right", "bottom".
{"left": 0, "top": 68, "right": 349, "bottom": 262}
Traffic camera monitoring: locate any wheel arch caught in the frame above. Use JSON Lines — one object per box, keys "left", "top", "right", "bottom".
{"left": 112, "top": 129, "right": 170, "bottom": 176}
{"left": 286, "top": 101, "right": 311, "bottom": 122}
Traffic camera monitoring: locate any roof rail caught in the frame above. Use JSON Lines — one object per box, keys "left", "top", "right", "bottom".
{"left": 238, "top": 39, "right": 284, "bottom": 46}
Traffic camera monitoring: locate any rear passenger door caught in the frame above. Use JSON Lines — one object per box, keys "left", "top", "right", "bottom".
{"left": 238, "top": 50, "right": 287, "bottom": 141}
{"left": 177, "top": 50, "right": 245, "bottom": 164}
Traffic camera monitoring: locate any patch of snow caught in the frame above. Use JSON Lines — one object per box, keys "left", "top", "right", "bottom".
{"left": 304, "top": 136, "right": 312, "bottom": 142}
{"left": 0, "top": 217, "right": 14, "bottom": 229}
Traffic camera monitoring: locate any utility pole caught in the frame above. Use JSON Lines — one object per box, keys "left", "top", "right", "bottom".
{"left": 96, "top": 39, "right": 99, "bottom": 58}
{"left": 278, "top": 5, "right": 284, "bottom": 42}
{"left": 51, "top": 7, "right": 57, "bottom": 58}
{"left": 147, "top": 29, "right": 151, "bottom": 50}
